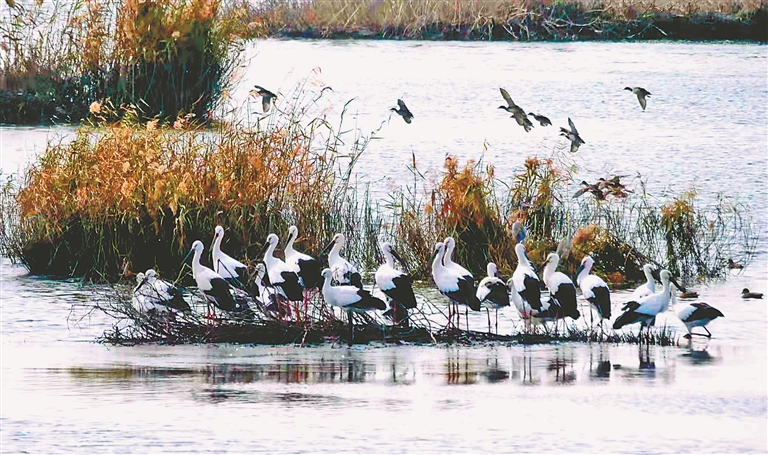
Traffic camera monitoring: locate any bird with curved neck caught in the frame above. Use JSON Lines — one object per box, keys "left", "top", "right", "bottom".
{"left": 284, "top": 225, "right": 322, "bottom": 290}
{"left": 321, "top": 233, "right": 363, "bottom": 289}
{"left": 542, "top": 252, "right": 580, "bottom": 321}
{"left": 510, "top": 242, "right": 543, "bottom": 321}
{"left": 375, "top": 241, "right": 417, "bottom": 325}
{"left": 432, "top": 241, "right": 476, "bottom": 331}
{"left": 576, "top": 255, "right": 611, "bottom": 328}
{"left": 211, "top": 225, "right": 248, "bottom": 286}
{"left": 144, "top": 269, "right": 191, "bottom": 314}
{"left": 321, "top": 268, "right": 385, "bottom": 344}
{"left": 630, "top": 264, "right": 657, "bottom": 301}
{"left": 476, "top": 262, "right": 510, "bottom": 334}
{"left": 259, "top": 233, "right": 304, "bottom": 303}
{"left": 189, "top": 240, "right": 253, "bottom": 320}
{"left": 614, "top": 269, "right": 674, "bottom": 335}
{"left": 437, "top": 238, "right": 481, "bottom": 330}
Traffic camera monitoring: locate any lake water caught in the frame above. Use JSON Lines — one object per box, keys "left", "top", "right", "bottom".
{"left": 1, "top": 39, "right": 767, "bottom": 453}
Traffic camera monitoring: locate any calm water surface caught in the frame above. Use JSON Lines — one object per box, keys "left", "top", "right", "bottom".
{"left": 1, "top": 40, "right": 767, "bottom": 453}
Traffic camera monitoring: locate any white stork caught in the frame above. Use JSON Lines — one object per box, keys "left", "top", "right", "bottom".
{"left": 431, "top": 240, "right": 480, "bottom": 331}
{"left": 676, "top": 301, "right": 724, "bottom": 339}
{"left": 613, "top": 269, "right": 674, "bottom": 335}
{"left": 259, "top": 233, "right": 304, "bottom": 302}
{"left": 375, "top": 242, "right": 417, "bottom": 325}
{"left": 284, "top": 225, "right": 323, "bottom": 290}
{"left": 143, "top": 269, "right": 191, "bottom": 314}
{"left": 211, "top": 225, "right": 248, "bottom": 286}
{"left": 322, "top": 233, "right": 363, "bottom": 289}
{"left": 320, "top": 268, "right": 386, "bottom": 343}
{"left": 630, "top": 264, "right": 657, "bottom": 301}
{"left": 510, "top": 243, "right": 543, "bottom": 320}
{"left": 542, "top": 252, "right": 580, "bottom": 320}
{"left": 189, "top": 240, "right": 253, "bottom": 320}
{"left": 476, "top": 262, "right": 510, "bottom": 334}
{"left": 576, "top": 255, "right": 611, "bottom": 327}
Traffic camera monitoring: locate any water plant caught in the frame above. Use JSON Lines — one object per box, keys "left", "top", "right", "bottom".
{"left": 0, "top": 83, "right": 383, "bottom": 280}
{"left": 249, "top": 0, "right": 768, "bottom": 41}
{"left": 0, "top": 0, "right": 264, "bottom": 124}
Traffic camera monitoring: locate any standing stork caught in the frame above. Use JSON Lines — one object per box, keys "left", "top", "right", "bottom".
{"left": 211, "top": 225, "right": 248, "bottom": 287}
{"left": 284, "top": 225, "right": 323, "bottom": 290}
{"left": 613, "top": 269, "right": 674, "bottom": 336}
{"left": 676, "top": 302, "right": 724, "bottom": 338}
{"left": 320, "top": 268, "right": 386, "bottom": 344}
{"left": 321, "top": 233, "right": 363, "bottom": 289}
{"left": 476, "top": 262, "right": 510, "bottom": 334}
{"left": 375, "top": 242, "right": 417, "bottom": 326}
{"left": 542, "top": 252, "right": 581, "bottom": 321}
{"left": 443, "top": 237, "right": 481, "bottom": 329}
{"left": 510, "top": 243, "right": 543, "bottom": 321}
{"left": 431, "top": 241, "right": 480, "bottom": 331}
{"left": 630, "top": 264, "right": 657, "bottom": 301}
{"left": 258, "top": 234, "right": 304, "bottom": 304}
{"left": 188, "top": 240, "right": 253, "bottom": 320}
{"left": 576, "top": 255, "right": 611, "bottom": 329}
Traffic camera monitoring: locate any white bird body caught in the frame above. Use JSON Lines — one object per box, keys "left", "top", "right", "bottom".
{"left": 511, "top": 243, "right": 543, "bottom": 316}
{"left": 261, "top": 233, "right": 304, "bottom": 301}
{"left": 676, "top": 302, "right": 724, "bottom": 337}
{"left": 614, "top": 270, "right": 673, "bottom": 330}
{"left": 284, "top": 225, "right": 323, "bottom": 289}
{"left": 476, "top": 263, "right": 510, "bottom": 309}
{"left": 631, "top": 264, "right": 657, "bottom": 301}
{"left": 132, "top": 272, "right": 154, "bottom": 312}
{"left": 543, "top": 252, "right": 580, "bottom": 320}
{"left": 325, "top": 233, "right": 362, "bottom": 289}
{"left": 321, "top": 268, "right": 385, "bottom": 313}
{"left": 576, "top": 255, "right": 611, "bottom": 320}
{"left": 375, "top": 242, "right": 417, "bottom": 320}
{"left": 190, "top": 240, "right": 247, "bottom": 315}
{"left": 436, "top": 238, "right": 481, "bottom": 312}
{"left": 211, "top": 225, "right": 248, "bottom": 285}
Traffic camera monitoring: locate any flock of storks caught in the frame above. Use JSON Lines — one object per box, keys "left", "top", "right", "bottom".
{"left": 132, "top": 223, "right": 729, "bottom": 341}
{"left": 129, "top": 83, "right": 740, "bottom": 341}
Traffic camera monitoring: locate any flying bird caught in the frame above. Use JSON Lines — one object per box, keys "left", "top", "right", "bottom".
{"left": 624, "top": 86, "right": 651, "bottom": 111}
{"left": 559, "top": 118, "right": 585, "bottom": 153}
{"left": 250, "top": 85, "right": 277, "bottom": 113}
{"left": 391, "top": 99, "right": 414, "bottom": 124}
{"left": 498, "top": 88, "right": 533, "bottom": 132}
{"left": 528, "top": 112, "right": 552, "bottom": 126}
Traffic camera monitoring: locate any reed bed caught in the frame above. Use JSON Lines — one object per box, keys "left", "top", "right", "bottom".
{"left": 251, "top": 0, "right": 768, "bottom": 41}
{"left": 0, "top": 82, "right": 385, "bottom": 281}
{"left": 0, "top": 0, "right": 264, "bottom": 124}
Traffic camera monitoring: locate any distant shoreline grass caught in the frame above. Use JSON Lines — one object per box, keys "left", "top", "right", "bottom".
{"left": 251, "top": 0, "right": 768, "bottom": 42}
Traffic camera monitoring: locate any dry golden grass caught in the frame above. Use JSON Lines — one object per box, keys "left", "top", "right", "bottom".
{"left": 253, "top": 0, "right": 767, "bottom": 38}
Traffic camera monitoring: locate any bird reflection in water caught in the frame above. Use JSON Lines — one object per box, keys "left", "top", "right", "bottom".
{"left": 637, "top": 345, "right": 656, "bottom": 380}
{"left": 548, "top": 350, "right": 576, "bottom": 385}
{"left": 588, "top": 346, "right": 611, "bottom": 381}
{"left": 483, "top": 356, "right": 509, "bottom": 383}
{"left": 444, "top": 351, "right": 477, "bottom": 385}
{"left": 681, "top": 339, "right": 717, "bottom": 366}
{"left": 513, "top": 347, "right": 540, "bottom": 386}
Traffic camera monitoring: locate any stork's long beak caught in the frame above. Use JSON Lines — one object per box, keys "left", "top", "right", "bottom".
{"left": 182, "top": 247, "right": 194, "bottom": 264}
{"left": 575, "top": 263, "right": 585, "bottom": 280}
{"left": 257, "top": 241, "right": 269, "bottom": 260}
{"left": 319, "top": 238, "right": 335, "bottom": 256}
{"left": 669, "top": 274, "right": 686, "bottom": 293}
{"left": 391, "top": 248, "right": 409, "bottom": 271}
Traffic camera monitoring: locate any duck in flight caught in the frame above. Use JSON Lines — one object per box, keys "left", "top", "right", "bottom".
{"left": 498, "top": 88, "right": 533, "bottom": 132}
{"left": 391, "top": 99, "right": 414, "bottom": 124}
{"left": 528, "top": 112, "right": 552, "bottom": 126}
{"left": 624, "top": 86, "right": 651, "bottom": 111}
{"left": 250, "top": 85, "right": 277, "bottom": 113}
{"left": 559, "top": 117, "right": 585, "bottom": 153}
